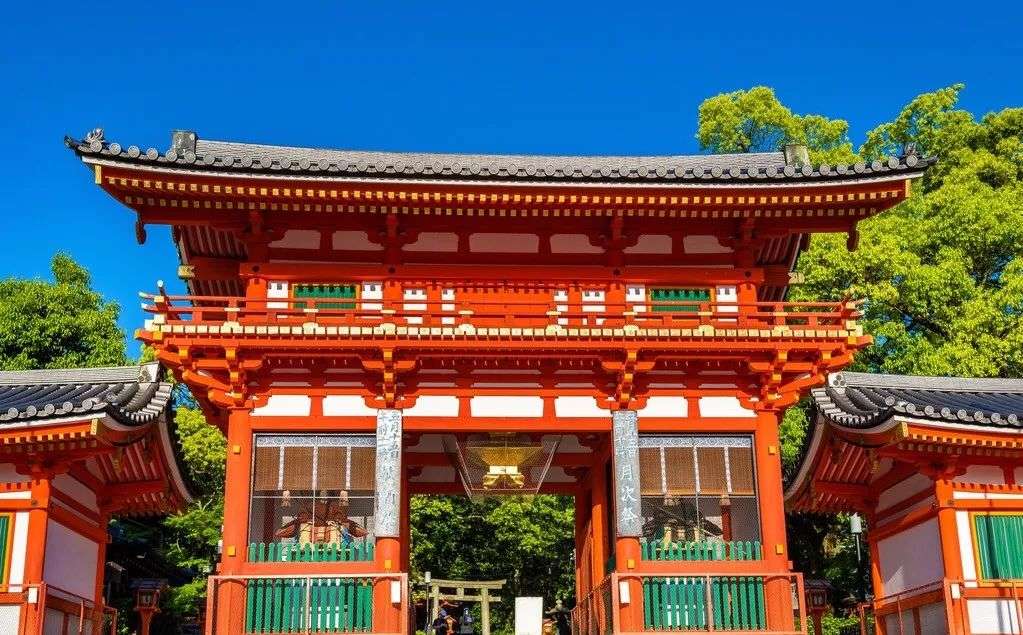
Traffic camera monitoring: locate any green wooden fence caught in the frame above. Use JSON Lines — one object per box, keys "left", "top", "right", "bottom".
{"left": 248, "top": 542, "right": 375, "bottom": 563}
{"left": 244, "top": 577, "right": 374, "bottom": 633}
{"left": 641, "top": 540, "right": 762, "bottom": 562}
{"left": 642, "top": 576, "right": 766, "bottom": 631}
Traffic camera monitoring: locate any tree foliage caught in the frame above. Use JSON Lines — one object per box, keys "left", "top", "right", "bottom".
{"left": 699, "top": 83, "right": 1023, "bottom": 604}
{"left": 0, "top": 254, "right": 126, "bottom": 370}
{"left": 696, "top": 86, "right": 858, "bottom": 164}
{"left": 410, "top": 495, "right": 575, "bottom": 631}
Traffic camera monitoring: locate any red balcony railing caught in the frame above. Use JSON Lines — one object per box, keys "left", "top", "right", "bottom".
{"left": 141, "top": 290, "right": 861, "bottom": 340}
{"left": 0, "top": 583, "right": 117, "bottom": 635}
{"left": 868, "top": 578, "right": 1023, "bottom": 635}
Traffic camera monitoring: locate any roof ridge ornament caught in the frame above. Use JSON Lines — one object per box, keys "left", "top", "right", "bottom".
{"left": 783, "top": 143, "right": 810, "bottom": 167}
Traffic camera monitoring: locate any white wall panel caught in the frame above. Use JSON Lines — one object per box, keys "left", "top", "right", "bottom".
{"left": 877, "top": 518, "right": 944, "bottom": 595}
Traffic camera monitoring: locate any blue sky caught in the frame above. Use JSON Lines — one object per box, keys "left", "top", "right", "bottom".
{"left": 2, "top": 2, "right": 1022, "bottom": 357}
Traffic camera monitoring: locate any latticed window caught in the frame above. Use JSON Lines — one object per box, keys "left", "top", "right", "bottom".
{"left": 638, "top": 436, "right": 761, "bottom": 561}
{"left": 649, "top": 288, "right": 711, "bottom": 312}
{"left": 293, "top": 283, "right": 357, "bottom": 309}
{"left": 975, "top": 514, "right": 1023, "bottom": 579}
{"left": 249, "top": 435, "right": 376, "bottom": 562}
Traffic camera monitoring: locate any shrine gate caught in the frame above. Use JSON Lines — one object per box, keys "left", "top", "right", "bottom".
{"left": 67, "top": 129, "right": 931, "bottom": 634}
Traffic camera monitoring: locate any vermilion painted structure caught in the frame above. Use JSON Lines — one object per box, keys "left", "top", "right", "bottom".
{"left": 67, "top": 129, "right": 930, "bottom": 635}
{"left": 0, "top": 363, "right": 193, "bottom": 634}
{"left": 786, "top": 372, "right": 1023, "bottom": 635}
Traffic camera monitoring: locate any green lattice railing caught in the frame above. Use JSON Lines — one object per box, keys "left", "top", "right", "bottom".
{"left": 293, "top": 284, "right": 357, "bottom": 310}
{"left": 641, "top": 540, "right": 762, "bottom": 561}
{"left": 643, "top": 576, "right": 766, "bottom": 631}
{"left": 245, "top": 577, "right": 374, "bottom": 633}
{"left": 248, "top": 542, "right": 375, "bottom": 563}
{"left": 649, "top": 288, "right": 711, "bottom": 312}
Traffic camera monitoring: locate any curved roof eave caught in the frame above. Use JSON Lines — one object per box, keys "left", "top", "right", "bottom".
{"left": 65, "top": 131, "right": 934, "bottom": 187}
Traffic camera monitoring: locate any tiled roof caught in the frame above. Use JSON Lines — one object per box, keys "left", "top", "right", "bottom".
{"left": 0, "top": 362, "right": 173, "bottom": 425}
{"left": 812, "top": 371, "right": 1023, "bottom": 430}
{"left": 65, "top": 128, "right": 934, "bottom": 185}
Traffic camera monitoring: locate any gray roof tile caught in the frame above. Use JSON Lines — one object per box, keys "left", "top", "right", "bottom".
{"left": 65, "top": 129, "right": 934, "bottom": 184}
{"left": 812, "top": 371, "right": 1023, "bottom": 429}
{"left": 0, "top": 362, "right": 172, "bottom": 426}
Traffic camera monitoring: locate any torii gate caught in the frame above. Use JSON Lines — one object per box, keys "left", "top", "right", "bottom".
{"left": 428, "top": 579, "right": 505, "bottom": 635}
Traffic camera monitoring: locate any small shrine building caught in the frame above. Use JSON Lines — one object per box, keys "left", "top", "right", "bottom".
{"left": 65, "top": 128, "right": 931, "bottom": 634}
{"left": 786, "top": 372, "right": 1023, "bottom": 635}
{"left": 0, "top": 363, "right": 193, "bottom": 634}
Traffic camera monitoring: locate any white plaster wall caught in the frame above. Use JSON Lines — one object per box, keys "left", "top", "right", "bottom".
{"left": 955, "top": 465, "right": 1005, "bottom": 485}
{"left": 549, "top": 234, "right": 601, "bottom": 254}
{"left": 640, "top": 397, "right": 688, "bottom": 418}
{"left": 469, "top": 233, "right": 538, "bottom": 253}
{"left": 0, "top": 605, "right": 20, "bottom": 633}
{"left": 883, "top": 610, "right": 916, "bottom": 635}
{"left": 683, "top": 235, "right": 731, "bottom": 254}
{"left": 269, "top": 229, "right": 319, "bottom": 249}
{"left": 332, "top": 230, "right": 382, "bottom": 251}
{"left": 252, "top": 394, "right": 311, "bottom": 417}
{"left": 623, "top": 234, "right": 672, "bottom": 254}
{"left": 956, "top": 510, "right": 978, "bottom": 583}
{"left": 554, "top": 396, "right": 607, "bottom": 418}
{"left": 52, "top": 474, "right": 97, "bottom": 513}
{"left": 404, "top": 396, "right": 460, "bottom": 417}
{"left": 918, "top": 602, "right": 948, "bottom": 634}
{"left": 968, "top": 599, "right": 1021, "bottom": 634}
{"left": 44, "top": 608, "right": 64, "bottom": 635}
{"left": 877, "top": 472, "right": 934, "bottom": 510}
{"left": 7, "top": 512, "right": 28, "bottom": 585}
{"left": 0, "top": 464, "right": 28, "bottom": 483}
{"left": 698, "top": 396, "right": 755, "bottom": 418}
{"left": 43, "top": 520, "right": 98, "bottom": 601}
{"left": 470, "top": 396, "right": 543, "bottom": 417}
{"left": 404, "top": 232, "right": 458, "bottom": 252}
{"left": 877, "top": 518, "right": 944, "bottom": 594}
{"left": 267, "top": 280, "right": 289, "bottom": 309}
{"left": 322, "top": 395, "right": 377, "bottom": 416}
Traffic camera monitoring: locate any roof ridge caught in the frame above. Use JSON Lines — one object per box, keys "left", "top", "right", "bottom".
{"left": 831, "top": 371, "right": 1023, "bottom": 394}
{"left": 67, "top": 128, "right": 935, "bottom": 184}
{"left": 0, "top": 362, "right": 160, "bottom": 386}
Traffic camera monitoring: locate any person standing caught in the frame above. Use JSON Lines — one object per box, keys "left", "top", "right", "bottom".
{"left": 432, "top": 610, "right": 450, "bottom": 635}
{"left": 459, "top": 608, "right": 474, "bottom": 635}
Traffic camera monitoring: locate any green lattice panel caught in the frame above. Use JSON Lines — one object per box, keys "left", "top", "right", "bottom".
{"left": 293, "top": 284, "right": 357, "bottom": 310}
{"left": 649, "top": 288, "right": 711, "bottom": 312}
{"left": 975, "top": 514, "right": 1023, "bottom": 579}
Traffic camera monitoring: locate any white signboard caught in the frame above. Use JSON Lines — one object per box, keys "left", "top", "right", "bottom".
{"left": 514, "top": 597, "right": 544, "bottom": 635}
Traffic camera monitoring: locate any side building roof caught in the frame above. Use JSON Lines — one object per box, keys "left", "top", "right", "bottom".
{"left": 813, "top": 371, "right": 1023, "bottom": 429}
{"left": 0, "top": 362, "right": 194, "bottom": 515}
{"left": 65, "top": 129, "right": 934, "bottom": 186}
{"left": 785, "top": 372, "right": 1023, "bottom": 513}
{"left": 0, "top": 362, "right": 173, "bottom": 425}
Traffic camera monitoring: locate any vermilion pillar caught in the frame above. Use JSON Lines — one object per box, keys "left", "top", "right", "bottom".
{"left": 755, "top": 410, "right": 794, "bottom": 630}
{"left": 611, "top": 410, "right": 644, "bottom": 632}
{"left": 22, "top": 472, "right": 52, "bottom": 635}
{"left": 212, "top": 407, "right": 252, "bottom": 635}
{"left": 373, "top": 409, "right": 403, "bottom": 634}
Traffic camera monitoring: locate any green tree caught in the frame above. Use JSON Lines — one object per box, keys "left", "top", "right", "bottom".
{"left": 0, "top": 253, "right": 126, "bottom": 370}
{"left": 410, "top": 495, "right": 576, "bottom": 632}
{"left": 696, "top": 86, "right": 858, "bottom": 164}
{"left": 698, "top": 83, "right": 1023, "bottom": 604}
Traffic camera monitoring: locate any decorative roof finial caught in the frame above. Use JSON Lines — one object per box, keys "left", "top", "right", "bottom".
{"left": 84, "top": 128, "right": 105, "bottom": 144}
{"left": 901, "top": 142, "right": 918, "bottom": 158}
